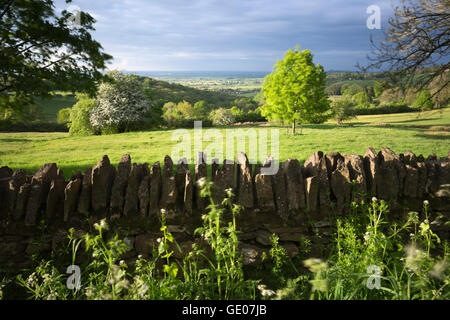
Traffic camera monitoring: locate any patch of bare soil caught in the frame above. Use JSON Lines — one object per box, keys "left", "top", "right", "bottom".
{"left": 424, "top": 131, "right": 450, "bottom": 136}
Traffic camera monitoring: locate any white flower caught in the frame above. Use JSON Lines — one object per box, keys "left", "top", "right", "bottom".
{"left": 156, "top": 238, "right": 162, "bottom": 243}
{"left": 423, "top": 200, "right": 429, "bottom": 206}
{"left": 138, "top": 255, "right": 143, "bottom": 260}
{"left": 424, "top": 219, "right": 429, "bottom": 224}
{"left": 119, "top": 260, "right": 126, "bottom": 266}
{"left": 372, "top": 197, "right": 377, "bottom": 202}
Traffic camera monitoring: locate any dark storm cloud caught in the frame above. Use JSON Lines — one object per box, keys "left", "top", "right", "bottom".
{"left": 55, "top": 0, "right": 394, "bottom": 71}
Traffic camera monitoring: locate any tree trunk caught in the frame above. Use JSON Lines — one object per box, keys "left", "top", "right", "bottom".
{"left": 292, "top": 119, "right": 296, "bottom": 135}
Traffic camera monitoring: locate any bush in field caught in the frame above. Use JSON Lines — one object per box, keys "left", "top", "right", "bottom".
{"left": 90, "top": 71, "right": 150, "bottom": 134}
{"left": 352, "top": 91, "right": 371, "bottom": 109}
{"left": 162, "top": 100, "right": 196, "bottom": 127}
{"left": 57, "top": 108, "right": 71, "bottom": 126}
{"left": 413, "top": 90, "right": 434, "bottom": 110}
{"left": 331, "top": 98, "right": 356, "bottom": 124}
{"left": 69, "top": 94, "right": 96, "bottom": 136}
{"left": 210, "top": 108, "right": 235, "bottom": 126}
{"left": 193, "top": 100, "right": 211, "bottom": 120}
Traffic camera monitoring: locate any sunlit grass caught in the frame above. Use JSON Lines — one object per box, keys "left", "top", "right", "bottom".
{"left": 0, "top": 108, "right": 448, "bottom": 178}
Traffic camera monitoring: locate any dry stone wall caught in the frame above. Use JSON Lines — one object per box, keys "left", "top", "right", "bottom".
{"left": 0, "top": 147, "right": 449, "bottom": 268}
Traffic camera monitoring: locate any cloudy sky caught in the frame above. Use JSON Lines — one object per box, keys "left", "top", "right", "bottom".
{"left": 55, "top": 0, "right": 395, "bottom": 72}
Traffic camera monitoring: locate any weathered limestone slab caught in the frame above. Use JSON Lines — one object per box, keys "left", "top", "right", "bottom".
{"left": 330, "top": 159, "right": 352, "bottom": 212}
{"left": 283, "top": 159, "right": 306, "bottom": 211}
{"left": 77, "top": 168, "right": 92, "bottom": 215}
{"left": 91, "top": 155, "right": 116, "bottom": 214}
{"left": 64, "top": 177, "right": 82, "bottom": 222}
{"left": 149, "top": 161, "right": 161, "bottom": 216}
{"left": 124, "top": 163, "right": 144, "bottom": 216}
{"left": 237, "top": 152, "right": 254, "bottom": 208}
{"left": 110, "top": 154, "right": 131, "bottom": 218}
{"left": 46, "top": 179, "right": 66, "bottom": 221}
{"left": 194, "top": 153, "right": 207, "bottom": 211}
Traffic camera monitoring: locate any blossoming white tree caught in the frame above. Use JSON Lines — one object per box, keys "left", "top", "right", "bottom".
{"left": 90, "top": 71, "right": 149, "bottom": 133}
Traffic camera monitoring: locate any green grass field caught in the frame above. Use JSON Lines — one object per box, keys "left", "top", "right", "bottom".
{"left": 1, "top": 108, "right": 449, "bottom": 179}
{"left": 35, "top": 93, "right": 77, "bottom": 121}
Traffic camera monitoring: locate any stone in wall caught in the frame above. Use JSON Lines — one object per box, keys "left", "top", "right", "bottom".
{"left": 343, "top": 154, "right": 367, "bottom": 202}
{"left": 302, "top": 151, "right": 323, "bottom": 178}
{"left": 110, "top": 154, "right": 131, "bottom": 219}
{"left": 6, "top": 169, "right": 27, "bottom": 217}
{"left": 305, "top": 176, "right": 319, "bottom": 213}
{"left": 77, "top": 168, "right": 92, "bottom": 215}
{"left": 194, "top": 152, "right": 207, "bottom": 211}
{"left": 138, "top": 175, "right": 150, "bottom": 217}
{"left": 184, "top": 170, "right": 193, "bottom": 216}
{"left": 283, "top": 159, "right": 306, "bottom": 212}
{"left": 63, "top": 175, "right": 82, "bottom": 222}
{"left": 149, "top": 161, "right": 161, "bottom": 216}
{"left": 254, "top": 171, "right": 275, "bottom": 211}
{"left": 237, "top": 152, "right": 254, "bottom": 209}
{"left": 91, "top": 155, "right": 116, "bottom": 215}
{"left": 330, "top": 159, "right": 352, "bottom": 212}
{"left": 32, "top": 163, "right": 58, "bottom": 202}
{"left": 317, "top": 157, "right": 331, "bottom": 218}
{"left": 160, "top": 156, "right": 177, "bottom": 217}
{"left": 377, "top": 147, "right": 402, "bottom": 201}
{"left": 12, "top": 183, "right": 31, "bottom": 221}
{"left": 175, "top": 158, "right": 189, "bottom": 209}
{"left": 273, "top": 161, "right": 288, "bottom": 222}
{"left": 212, "top": 160, "right": 234, "bottom": 205}
{"left": 46, "top": 179, "right": 66, "bottom": 221}
{"left": 363, "top": 147, "right": 379, "bottom": 196}
{"left": 24, "top": 179, "right": 43, "bottom": 226}
{"left": 124, "top": 163, "right": 144, "bottom": 216}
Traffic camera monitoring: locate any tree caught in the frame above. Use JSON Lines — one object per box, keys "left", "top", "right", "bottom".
{"left": 210, "top": 108, "right": 235, "bottom": 126}
{"left": 331, "top": 98, "right": 356, "bottom": 125}
{"left": 261, "top": 47, "right": 330, "bottom": 134}
{"left": 69, "top": 93, "right": 95, "bottom": 136}
{"left": 342, "top": 84, "right": 364, "bottom": 97}
{"left": 413, "top": 89, "right": 434, "bottom": 109}
{"left": 57, "top": 107, "right": 71, "bottom": 125}
{"left": 0, "top": 0, "right": 112, "bottom": 111}
{"left": 90, "top": 71, "right": 150, "bottom": 134}
{"left": 193, "top": 100, "right": 211, "bottom": 120}
{"left": 352, "top": 91, "right": 371, "bottom": 108}
{"left": 361, "top": 0, "right": 449, "bottom": 99}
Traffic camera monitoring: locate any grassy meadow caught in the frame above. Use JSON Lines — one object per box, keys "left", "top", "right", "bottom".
{"left": 1, "top": 108, "right": 449, "bottom": 179}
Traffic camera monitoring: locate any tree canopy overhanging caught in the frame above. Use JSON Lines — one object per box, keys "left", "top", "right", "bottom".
{"left": 0, "top": 0, "right": 112, "bottom": 110}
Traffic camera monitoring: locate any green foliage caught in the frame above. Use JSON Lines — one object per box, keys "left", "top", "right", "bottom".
{"left": 261, "top": 46, "right": 330, "bottom": 133}
{"left": 374, "top": 81, "right": 390, "bottom": 97}
{"left": 0, "top": 0, "right": 112, "bottom": 111}
{"left": 68, "top": 94, "right": 96, "bottom": 136}
{"left": 90, "top": 71, "right": 150, "bottom": 134}
{"left": 210, "top": 108, "right": 235, "bottom": 126}
{"left": 352, "top": 91, "right": 372, "bottom": 109}
{"left": 342, "top": 84, "right": 364, "bottom": 97}
{"left": 413, "top": 90, "right": 434, "bottom": 110}
{"left": 331, "top": 98, "right": 356, "bottom": 124}
{"left": 57, "top": 108, "right": 71, "bottom": 125}
{"left": 193, "top": 100, "right": 211, "bottom": 120}
{"left": 15, "top": 180, "right": 256, "bottom": 300}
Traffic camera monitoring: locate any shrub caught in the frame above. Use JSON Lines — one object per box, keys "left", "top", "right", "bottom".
{"left": 413, "top": 90, "right": 434, "bottom": 110}
{"left": 90, "top": 71, "right": 150, "bottom": 134}
{"left": 57, "top": 107, "right": 71, "bottom": 126}
{"left": 331, "top": 98, "right": 356, "bottom": 124}
{"left": 209, "top": 108, "right": 235, "bottom": 126}
{"left": 69, "top": 94, "right": 96, "bottom": 136}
